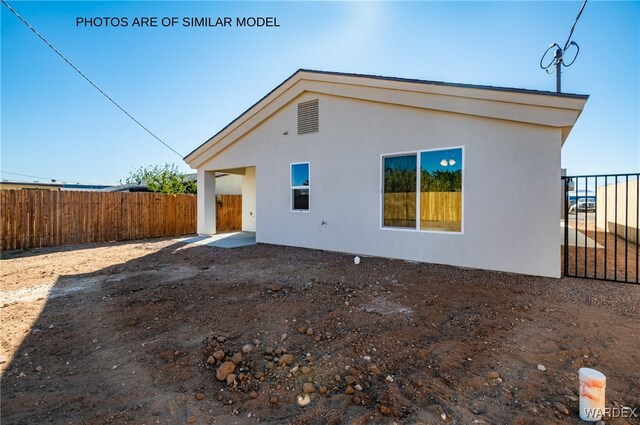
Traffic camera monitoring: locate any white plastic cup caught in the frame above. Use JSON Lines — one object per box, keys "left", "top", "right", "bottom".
{"left": 579, "top": 367, "right": 606, "bottom": 421}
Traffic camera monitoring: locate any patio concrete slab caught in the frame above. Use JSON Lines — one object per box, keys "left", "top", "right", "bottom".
{"left": 561, "top": 223, "right": 603, "bottom": 248}
{"left": 178, "top": 232, "right": 256, "bottom": 248}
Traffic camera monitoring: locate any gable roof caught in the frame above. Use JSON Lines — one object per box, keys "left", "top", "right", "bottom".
{"left": 185, "top": 69, "right": 588, "bottom": 168}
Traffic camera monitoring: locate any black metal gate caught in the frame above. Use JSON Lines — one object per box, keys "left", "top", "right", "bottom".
{"left": 562, "top": 173, "right": 639, "bottom": 284}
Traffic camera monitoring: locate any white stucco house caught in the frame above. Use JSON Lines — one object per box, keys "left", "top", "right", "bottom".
{"left": 185, "top": 69, "right": 588, "bottom": 277}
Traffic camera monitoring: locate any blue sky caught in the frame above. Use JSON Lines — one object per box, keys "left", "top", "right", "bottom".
{"left": 422, "top": 148, "right": 462, "bottom": 174}
{"left": 2, "top": 1, "right": 638, "bottom": 185}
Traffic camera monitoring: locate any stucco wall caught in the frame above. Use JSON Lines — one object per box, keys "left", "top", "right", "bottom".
{"left": 242, "top": 167, "right": 256, "bottom": 232}
{"left": 215, "top": 174, "right": 242, "bottom": 195}
{"left": 596, "top": 179, "right": 638, "bottom": 244}
{"left": 200, "top": 93, "right": 563, "bottom": 277}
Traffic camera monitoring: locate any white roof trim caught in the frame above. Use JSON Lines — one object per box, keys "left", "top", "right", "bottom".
{"left": 185, "top": 70, "right": 588, "bottom": 169}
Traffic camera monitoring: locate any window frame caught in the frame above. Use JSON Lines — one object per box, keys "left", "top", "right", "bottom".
{"left": 290, "top": 161, "right": 310, "bottom": 213}
{"left": 380, "top": 146, "right": 464, "bottom": 234}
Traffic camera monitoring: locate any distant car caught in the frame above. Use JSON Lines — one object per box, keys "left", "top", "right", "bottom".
{"left": 575, "top": 199, "right": 596, "bottom": 212}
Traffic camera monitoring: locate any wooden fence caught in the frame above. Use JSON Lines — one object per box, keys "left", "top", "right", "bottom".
{"left": 384, "top": 192, "right": 462, "bottom": 226}
{"left": 1, "top": 190, "right": 197, "bottom": 251}
{"left": 216, "top": 195, "right": 242, "bottom": 233}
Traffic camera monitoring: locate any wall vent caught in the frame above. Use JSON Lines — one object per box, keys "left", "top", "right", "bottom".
{"left": 298, "top": 99, "right": 319, "bottom": 135}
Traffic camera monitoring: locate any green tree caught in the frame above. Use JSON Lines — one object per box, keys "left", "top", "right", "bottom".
{"left": 123, "top": 163, "right": 196, "bottom": 195}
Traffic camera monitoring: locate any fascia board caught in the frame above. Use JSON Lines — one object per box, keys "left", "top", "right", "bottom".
{"left": 187, "top": 71, "right": 587, "bottom": 168}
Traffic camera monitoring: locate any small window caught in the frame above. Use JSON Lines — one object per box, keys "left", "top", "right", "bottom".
{"left": 291, "top": 162, "right": 310, "bottom": 211}
{"left": 298, "top": 99, "right": 319, "bottom": 134}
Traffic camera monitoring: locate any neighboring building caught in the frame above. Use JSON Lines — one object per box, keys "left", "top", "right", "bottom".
{"left": 104, "top": 173, "right": 241, "bottom": 194}
{"left": 184, "top": 173, "right": 242, "bottom": 195}
{"left": 102, "top": 183, "right": 150, "bottom": 193}
{"left": 185, "top": 69, "right": 588, "bottom": 278}
{"left": 596, "top": 179, "right": 638, "bottom": 244}
{"left": 0, "top": 181, "right": 113, "bottom": 191}
{"left": 0, "top": 180, "right": 63, "bottom": 190}
{"left": 62, "top": 183, "right": 113, "bottom": 191}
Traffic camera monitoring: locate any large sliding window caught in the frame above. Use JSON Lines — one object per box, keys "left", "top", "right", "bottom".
{"left": 382, "top": 147, "right": 463, "bottom": 233}
{"left": 291, "top": 162, "right": 310, "bottom": 211}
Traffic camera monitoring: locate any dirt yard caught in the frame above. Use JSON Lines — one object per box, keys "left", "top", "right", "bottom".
{"left": 1, "top": 238, "right": 639, "bottom": 424}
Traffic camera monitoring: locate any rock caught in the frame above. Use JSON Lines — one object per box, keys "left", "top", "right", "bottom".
{"left": 298, "top": 325, "right": 308, "bottom": 334}
{"left": 369, "top": 365, "right": 381, "bottom": 374}
{"left": 297, "top": 394, "right": 311, "bottom": 407}
{"left": 280, "top": 333, "right": 288, "bottom": 341}
{"left": 188, "top": 415, "right": 196, "bottom": 423}
{"left": 279, "top": 354, "right": 294, "bottom": 366}
{"left": 35, "top": 365, "right": 43, "bottom": 372}
{"left": 265, "top": 347, "right": 274, "bottom": 354}
{"left": 206, "top": 355, "right": 216, "bottom": 365}
{"left": 537, "top": 364, "right": 546, "bottom": 371}
{"left": 213, "top": 350, "right": 225, "bottom": 361}
{"left": 92, "top": 339, "right": 98, "bottom": 344}
{"left": 385, "top": 375, "right": 394, "bottom": 383}
{"left": 353, "top": 396, "right": 361, "bottom": 404}
{"left": 441, "top": 413, "right": 447, "bottom": 420}
{"left": 301, "top": 366, "right": 311, "bottom": 375}
{"left": 266, "top": 362, "right": 275, "bottom": 369}
{"left": 196, "top": 393, "right": 205, "bottom": 400}
{"left": 272, "top": 284, "right": 283, "bottom": 292}
{"left": 345, "top": 375, "right": 357, "bottom": 385}
{"left": 242, "top": 344, "right": 253, "bottom": 354}
{"left": 487, "top": 371, "right": 500, "bottom": 379}
{"left": 303, "top": 383, "right": 315, "bottom": 393}
{"left": 230, "top": 353, "right": 244, "bottom": 365}
{"left": 226, "top": 373, "right": 237, "bottom": 385}
{"left": 554, "top": 402, "right": 569, "bottom": 415}
{"left": 216, "top": 336, "right": 225, "bottom": 343}
{"left": 305, "top": 328, "right": 314, "bottom": 336}
{"left": 345, "top": 385, "right": 354, "bottom": 395}
{"left": 216, "top": 362, "right": 236, "bottom": 381}
{"left": 160, "top": 350, "right": 175, "bottom": 363}
{"left": 249, "top": 390, "right": 258, "bottom": 399}
{"left": 354, "top": 384, "right": 363, "bottom": 391}
{"left": 254, "top": 371, "right": 265, "bottom": 380}
{"left": 269, "top": 396, "right": 278, "bottom": 404}
{"left": 378, "top": 405, "right": 391, "bottom": 415}
{"left": 319, "top": 386, "right": 327, "bottom": 394}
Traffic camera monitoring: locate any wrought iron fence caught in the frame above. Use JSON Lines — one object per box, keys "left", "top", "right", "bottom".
{"left": 562, "top": 173, "right": 639, "bottom": 283}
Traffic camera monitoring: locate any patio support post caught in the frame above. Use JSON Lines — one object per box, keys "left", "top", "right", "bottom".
{"left": 197, "top": 169, "right": 216, "bottom": 235}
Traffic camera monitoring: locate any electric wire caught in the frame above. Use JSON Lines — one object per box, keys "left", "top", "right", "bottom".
{"left": 1, "top": 0, "right": 183, "bottom": 158}
{"left": 563, "top": 0, "right": 588, "bottom": 51}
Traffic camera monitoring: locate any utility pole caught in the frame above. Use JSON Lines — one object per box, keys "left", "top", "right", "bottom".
{"left": 540, "top": 0, "right": 587, "bottom": 93}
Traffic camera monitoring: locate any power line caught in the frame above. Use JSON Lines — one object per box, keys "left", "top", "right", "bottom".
{"left": 1, "top": 0, "right": 183, "bottom": 158}
{"left": 563, "top": 0, "right": 587, "bottom": 51}
{"left": 0, "top": 170, "right": 97, "bottom": 185}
